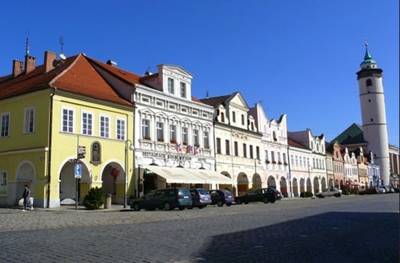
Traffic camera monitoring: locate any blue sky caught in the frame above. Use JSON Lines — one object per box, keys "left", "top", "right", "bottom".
{"left": 1, "top": 1, "right": 398, "bottom": 145}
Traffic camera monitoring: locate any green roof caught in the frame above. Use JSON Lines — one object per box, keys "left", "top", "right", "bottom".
{"left": 333, "top": 123, "right": 367, "bottom": 145}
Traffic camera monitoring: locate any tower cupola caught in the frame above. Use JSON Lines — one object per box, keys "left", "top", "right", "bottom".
{"left": 360, "top": 42, "right": 377, "bottom": 69}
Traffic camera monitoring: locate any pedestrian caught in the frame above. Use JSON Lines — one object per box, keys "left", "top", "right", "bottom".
{"left": 22, "top": 185, "right": 31, "bottom": 211}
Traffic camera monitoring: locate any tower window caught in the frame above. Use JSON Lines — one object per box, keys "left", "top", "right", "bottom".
{"left": 366, "top": 79, "right": 372, "bottom": 87}
{"left": 368, "top": 99, "right": 371, "bottom": 102}
{"left": 370, "top": 118, "right": 374, "bottom": 122}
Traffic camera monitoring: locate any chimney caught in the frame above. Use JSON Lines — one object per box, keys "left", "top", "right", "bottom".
{"left": 12, "top": 60, "right": 24, "bottom": 77}
{"left": 106, "top": 60, "right": 118, "bottom": 67}
{"left": 44, "top": 51, "right": 57, "bottom": 72}
{"left": 24, "top": 55, "right": 36, "bottom": 74}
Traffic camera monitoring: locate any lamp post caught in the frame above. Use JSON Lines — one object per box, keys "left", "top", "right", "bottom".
{"left": 125, "top": 139, "right": 134, "bottom": 208}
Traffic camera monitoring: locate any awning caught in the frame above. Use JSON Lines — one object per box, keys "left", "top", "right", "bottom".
{"left": 141, "top": 165, "right": 233, "bottom": 185}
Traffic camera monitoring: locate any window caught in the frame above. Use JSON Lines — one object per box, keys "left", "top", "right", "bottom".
{"left": 193, "top": 129, "right": 199, "bottom": 146}
{"left": 0, "top": 171, "right": 6, "bottom": 193}
{"left": 249, "top": 145, "right": 253, "bottom": 159}
{"left": 221, "top": 112, "right": 225, "bottom": 122}
{"left": 216, "top": 138, "right": 221, "bottom": 154}
{"left": 295, "top": 156, "right": 299, "bottom": 166}
{"left": 225, "top": 140, "right": 230, "bottom": 155}
{"left": 241, "top": 114, "right": 245, "bottom": 125}
{"left": 142, "top": 119, "right": 150, "bottom": 140}
{"left": 283, "top": 153, "right": 287, "bottom": 164}
{"left": 82, "top": 112, "right": 93, "bottom": 136}
{"left": 182, "top": 127, "right": 188, "bottom": 145}
{"left": 313, "top": 158, "right": 316, "bottom": 168}
{"left": 116, "top": 119, "right": 125, "bottom": 140}
{"left": 232, "top": 111, "right": 236, "bottom": 123}
{"left": 62, "top": 109, "right": 73, "bottom": 133}
{"left": 243, "top": 143, "right": 247, "bottom": 158}
{"left": 251, "top": 122, "right": 254, "bottom": 131}
{"left": 234, "top": 141, "right": 239, "bottom": 156}
{"left": 156, "top": 122, "right": 164, "bottom": 142}
{"left": 24, "top": 108, "right": 35, "bottom": 133}
{"left": 168, "top": 78, "right": 174, "bottom": 94}
{"left": 366, "top": 79, "right": 372, "bottom": 87}
{"left": 1, "top": 113, "right": 10, "bottom": 137}
{"left": 180, "top": 82, "right": 186, "bottom": 98}
{"left": 100, "top": 116, "right": 109, "bottom": 138}
{"left": 170, "top": 125, "right": 177, "bottom": 143}
{"left": 271, "top": 151, "right": 275, "bottom": 163}
{"left": 291, "top": 155, "right": 294, "bottom": 165}
{"left": 203, "top": 131, "right": 210, "bottom": 149}
{"left": 273, "top": 131, "right": 277, "bottom": 141}
{"left": 266, "top": 150, "right": 269, "bottom": 163}
{"left": 256, "top": 146, "right": 260, "bottom": 160}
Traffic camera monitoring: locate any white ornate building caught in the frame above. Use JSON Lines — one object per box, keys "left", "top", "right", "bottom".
{"left": 288, "top": 138, "right": 313, "bottom": 196}
{"left": 200, "top": 92, "right": 262, "bottom": 196}
{"left": 288, "top": 130, "right": 327, "bottom": 194}
{"left": 249, "top": 103, "right": 290, "bottom": 196}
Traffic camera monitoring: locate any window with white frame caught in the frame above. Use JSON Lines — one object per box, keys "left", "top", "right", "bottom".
{"left": 62, "top": 109, "right": 73, "bottom": 133}
{"left": 193, "top": 129, "right": 199, "bottom": 146}
{"left": 168, "top": 78, "right": 174, "bottom": 94}
{"left": 156, "top": 122, "right": 164, "bottom": 142}
{"left": 142, "top": 119, "right": 150, "bottom": 140}
{"left": 182, "top": 127, "right": 188, "bottom": 145}
{"left": 23, "top": 108, "right": 35, "bottom": 133}
{"left": 1, "top": 113, "right": 10, "bottom": 137}
{"left": 0, "top": 171, "right": 6, "bottom": 193}
{"left": 100, "top": 115, "right": 109, "bottom": 138}
{"left": 180, "top": 82, "right": 186, "bottom": 98}
{"left": 203, "top": 131, "right": 210, "bottom": 149}
{"left": 82, "top": 112, "right": 93, "bottom": 136}
{"left": 170, "top": 125, "right": 177, "bottom": 143}
{"left": 116, "top": 119, "right": 125, "bottom": 140}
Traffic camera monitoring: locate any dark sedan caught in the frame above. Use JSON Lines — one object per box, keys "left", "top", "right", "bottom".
{"left": 235, "top": 187, "right": 278, "bottom": 204}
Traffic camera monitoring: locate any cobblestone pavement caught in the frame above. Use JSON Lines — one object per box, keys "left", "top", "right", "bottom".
{"left": 0, "top": 194, "right": 398, "bottom": 263}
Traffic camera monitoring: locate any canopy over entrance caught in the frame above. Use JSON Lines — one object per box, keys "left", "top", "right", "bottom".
{"left": 142, "top": 165, "right": 232, "bottom": 185}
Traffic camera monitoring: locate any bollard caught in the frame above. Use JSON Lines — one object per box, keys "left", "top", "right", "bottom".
{"left": 105, "top": 193, "right": 112, "bottom": 209}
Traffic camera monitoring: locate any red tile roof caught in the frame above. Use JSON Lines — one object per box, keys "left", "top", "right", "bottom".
{"left": 0, "top": 54, "right": 132, "bottom": 106}
{"left": 288, "top": 138, "right": 308, "bottom": 149}
{"left": 200, "top": 94, "right": 232, "bottom": 107}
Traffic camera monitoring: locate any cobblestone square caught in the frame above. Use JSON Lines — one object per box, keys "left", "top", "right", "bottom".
{"left": 0, "top": 194, "right": 398, "bottom": 262}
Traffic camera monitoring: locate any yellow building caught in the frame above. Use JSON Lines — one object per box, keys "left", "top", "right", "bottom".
{"left": 0, "top": 51, "right": 135, "bottom": 208}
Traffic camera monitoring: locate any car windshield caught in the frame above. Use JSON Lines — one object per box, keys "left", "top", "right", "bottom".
{"left": 197, "top": 189, "right": 209, "bottom": 195}
{"left": 178, "top": 189, "right": 190, "bottom": 196}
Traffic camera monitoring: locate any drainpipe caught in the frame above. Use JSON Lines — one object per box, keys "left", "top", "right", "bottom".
{"left": 47, "top": 88, "right": 55, "bottom": 208}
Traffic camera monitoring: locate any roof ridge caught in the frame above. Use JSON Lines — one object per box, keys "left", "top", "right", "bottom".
{"left": 49, "top": 54, "right": 81, "bottom": 88}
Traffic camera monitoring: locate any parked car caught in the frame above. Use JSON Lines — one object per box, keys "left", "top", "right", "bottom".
{"left": 315, "top": 187, "right": 342, "bottom": 198}
{"left": 235, "top": 187, "right": 278, "bottom": 204}
{"left": 210, "top": 189, "right": 234, "bottom": 207}
{"left": 375, "top": 187, "right": 386, "bottom": 194}
{"left": 189, "top": 188, "right": 212, "bottom": 208}
{"left": 131, "top": 188, "right": 192, "bottom": 211}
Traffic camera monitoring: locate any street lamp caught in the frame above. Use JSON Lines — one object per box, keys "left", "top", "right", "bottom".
{"left": 125, "top": 139, "right": 134, "bottom": 208}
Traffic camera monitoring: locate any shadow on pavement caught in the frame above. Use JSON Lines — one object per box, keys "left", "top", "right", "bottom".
{"left": 195, "top": 212, "right": 399, "bottom": 263}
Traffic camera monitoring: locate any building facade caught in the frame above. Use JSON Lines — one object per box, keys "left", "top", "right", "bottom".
{"left": 388, "top": 145, "right": 399, "bottom": 187}
{"left": 250, "top": 103, "right": 290, "bottom": 196}
{"left": 0, "top": 51, "right": 135, "bottom": 207}
{"left": 201, "top": 93, "right": 262, "bottom": 196}
{"left": 288, "top": 138, "right": 313, "bottom": 196}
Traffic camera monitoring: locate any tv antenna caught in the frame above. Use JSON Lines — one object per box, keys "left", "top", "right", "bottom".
{"left": 59, "top": 36, "right": 64, "bottom": 54}
{"left": 25, "top": 32, "right": 30, "bottom": 55}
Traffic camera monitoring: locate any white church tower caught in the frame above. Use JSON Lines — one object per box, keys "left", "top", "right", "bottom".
{"left": 357, "top": 43, "right": 390, "bottom": 186}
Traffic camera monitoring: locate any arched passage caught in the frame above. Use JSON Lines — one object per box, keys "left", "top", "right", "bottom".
{"left": 267, "top": 176, "right": 276, "bottom": 188}
{"left": 300, "top": 178, "right": 305, "bottom": 193}
{"left": 59, "top": 160, "right": 91, "bottom": 205}
{"left": 292, "top": 177, "right": 299, "bottom": 197}
{"left": 321, "top": 177, "right": 327, "bottom": 191}
{"left": 330, "top": 179, "right": 335, "bottom": 188}
{"left": 102, "top": 162, "right": 126, "bottom": 204}
{"left": 306, "top": 178, "right": 312, "bottom": 193}
{"left": 252, "top": 173, "right": 262, "bottom": 190}
{"left": 237, "top": 173, "right": 249, "bottom": 196}
{"left": 313, "top": 177, "right": 320, "bottom": 194}
{"left": 280, "top": 177, "right": 288, "bottom": 197}
{"left": 16, "top": 161, "right": 36, "bottom": 205}
{"left": 219, "top": 171, "right": 233, "bottom": 191}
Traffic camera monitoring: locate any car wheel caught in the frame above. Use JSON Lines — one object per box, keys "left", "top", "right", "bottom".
{"left": 244, "top": 201, "right": 249, "bottom": 204}
{"left": 187, "top": 206, "right": 193, "bottom": 209}
{"left": 263, "top": 197, "right": 269, "bottom": 204}
{"left": 163, "top": 202, "right": 172, "bottom": 211}
{"left": 335, "top": 193, "right": 341, "bottom": 197}
{"left": 132, "top": 203, "right": 140, "bottom": 211}
{"left": 179, "top": 206, "right": 185, "bottom": 210}
{"left": 270, "top": 198, "right": 276, "bottom": 204}
{"left": 217, "top": 201, "right": 223, "bottom": 207}
{"left": 226, "top": 203, "right": 232, "bottom": 207}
